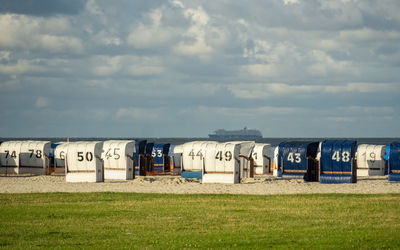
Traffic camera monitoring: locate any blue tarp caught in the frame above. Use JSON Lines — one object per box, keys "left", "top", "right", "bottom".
{"left": 320, "top": 140, "right": 357, "bottom": 184}
{"left": 134, "top": 140, "right": 146, "bottom": 160}
{"left": 278, "top": 141, "right": 319, "bottom": 181}
{"left": 388, "top": 142, "right": 400, "bottom": 182}
{"left": 49, "top": 143, "right": 58, "bottom": 158}
{"left": 49, "top": 143, "right": 59, "bottom": 169}
{"left": 152, "top": 143, "right": 171, "bottom": 172}
{"left": 384, "top": 145, "right": 390, "bottom": 175}
{"left": 181, "top": 171, "right": 202, "bottom": 179}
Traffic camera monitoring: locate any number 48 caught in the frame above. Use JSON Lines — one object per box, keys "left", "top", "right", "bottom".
{"left": 332, "top": 151, "right": 350, "bottom": 162}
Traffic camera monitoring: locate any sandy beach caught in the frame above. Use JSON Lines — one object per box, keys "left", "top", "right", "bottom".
{"left": 1, "top": 175, "right": 399, "bottom": 195}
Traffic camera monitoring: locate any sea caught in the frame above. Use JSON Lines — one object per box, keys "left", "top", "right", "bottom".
{"left": 1, "top": 137, "right": 399, "bottom": 146}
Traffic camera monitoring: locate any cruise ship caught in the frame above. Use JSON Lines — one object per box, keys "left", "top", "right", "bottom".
{"left": 208, "top": 127, "right": 263, "bottom": 139}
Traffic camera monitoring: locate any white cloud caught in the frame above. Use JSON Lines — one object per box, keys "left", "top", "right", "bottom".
{"left": 125, "top": 56, "right": 165, "bottom": 76}
{"left": 0, "top": 14, "right": 37, "bottom": 48}
{"left": 0, "top": 14, "right": 84, "bottom": 54}
{"left": 127, "top": 65, "right": 165, "bottom": 76}
{"left": 0, "top": 51, "right": 10, "bottom": 62}
{"left": 243, "top": 39, "right": 272, "bottom": 62}
{"left": 86, "top": 0, "right": 103, "bottom": 16}
{"left": 127, "top": 8, "right": 174, "bottom": 49}
{"left": 242, "top": 41, "right": 302, "bottom": 79}
{"left": 345, "top": 106, "right": 394, "bottom": 114}
{"left": 311, "top": 28, "right": 400, "bottom": 52}
{"left": 237, "top": 19, "right": 248, "bottom": 27}
{"left": 26, "top": 108, "right": 111, "bottom": 122}
{"left": 127, "top": 24, "right": 173, "bottom": 49}
{"left": 91, "top": 109, "right": 111, "bottom": 121}
{"left": 241, "top": 64, "right": 278, "bottom": 78}
{"left": 173, "top": 6, "right": 217, "bottom": 58}
{"left": 0, "top": 59, "right": 45, "bottom": 75}
{"left": 0, "top": 78, "right": 21, "bottom": 90}
{"left": 323, "top": 105, "right": 395, "bottom": 123}
{"left": 35, "top": 97, "right": 48, "bottom": 108}
{"left": 184, "top": 7, "right": 210, "bottom": 25}
{"left": 90, "top": 55, "right": 165, "bottom": 76}
{"left": 283, "top": 0, "right": 299, "bottom": 5}
{"left": 0, "top": 1, "right": 399, "bottom": 137}
{"left": 339, "top": 28, "right": 400, "bottom": 43}
{"left": 326, "top": 117, "right": 356, "bottom": 122}
{"left": 116, "top": 107, "right": 162, "bottom": 120}
{"left": 317, "top": 39, "right": 342, "bottom": 50}
{"left": 170, "top": 0, "right": 185, "bottom": 9}
{"left": 38, "top": 35, "right": 84, "bottom": 53}
{"left": 228, "top": 82, "right": 400, "bottom": 99}
{"left": 173, "top": 37, "right": 212, "bottom": 57}
{"left": 184, "top": 105, "right": 307, "bottom": 119}
{"left": 91, "top": 55, "right": 122, "bottom": 76}
{"left": 318, "top": 0, "right": 363, "bottom": 25}
{"left": 325, "top": 82, "right": 400, "bottom": 94}
{"left": 92, "top": 30, "right": 121, "bottom": 46}
{"left": 307, "top": 50, "right": 356, "bottom": 76}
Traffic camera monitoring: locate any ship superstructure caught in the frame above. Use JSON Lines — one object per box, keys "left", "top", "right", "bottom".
{"left": 208, "top": 127, "right": 262, "bottom": 139}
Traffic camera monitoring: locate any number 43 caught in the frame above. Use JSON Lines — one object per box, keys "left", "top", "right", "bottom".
{"left": 287, "top": 152, "right": 301, "bottom": 163}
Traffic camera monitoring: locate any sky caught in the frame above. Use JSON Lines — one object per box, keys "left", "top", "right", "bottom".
{"left": 0, "top": 0, "right": 399, "bottom": 138}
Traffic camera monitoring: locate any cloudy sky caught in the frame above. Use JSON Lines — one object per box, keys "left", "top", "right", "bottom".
{"left": 0, "top": 0, "right": 399, "bottom": 138}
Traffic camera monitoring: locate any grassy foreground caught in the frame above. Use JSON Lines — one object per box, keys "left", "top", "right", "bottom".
{"left": 0, "top": 193, "right": 399, "bottom": 249}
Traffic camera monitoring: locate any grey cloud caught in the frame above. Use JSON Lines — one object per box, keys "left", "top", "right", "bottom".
{"left": 0, "top": 0, "right": 87, "bottom": 16}
{"left": 0, "top": 0, "right": 399, "bottom": 137}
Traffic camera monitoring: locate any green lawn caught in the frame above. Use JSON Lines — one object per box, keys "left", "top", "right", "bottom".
{"left": 0, "top": 193, "right": 399, "bottom": 249}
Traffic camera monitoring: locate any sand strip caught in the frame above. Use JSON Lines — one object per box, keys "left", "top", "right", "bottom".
{"left": 1, "top": 175, "right": 399, "bottom": 194}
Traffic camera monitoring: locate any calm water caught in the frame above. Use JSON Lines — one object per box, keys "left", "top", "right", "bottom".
{"left": 1, "top": 137, "right": 398, "bottom": 146}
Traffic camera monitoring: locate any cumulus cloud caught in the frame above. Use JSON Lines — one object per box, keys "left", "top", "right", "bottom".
{"left": 127, "top": 8, "right": 175, "bottom": 49}
{"left": 173, "top": 6, "right": 229, "bottom": 59}
{"left": 173, "top": 6, "right": 213, "bottom": 57}
{"left": 0, "top": 14, "right": 84, "bottom": 54}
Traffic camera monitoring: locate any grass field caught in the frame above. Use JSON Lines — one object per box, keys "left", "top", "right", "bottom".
{"left": 0, "top": 193, "right": 399, "bottom": 249}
